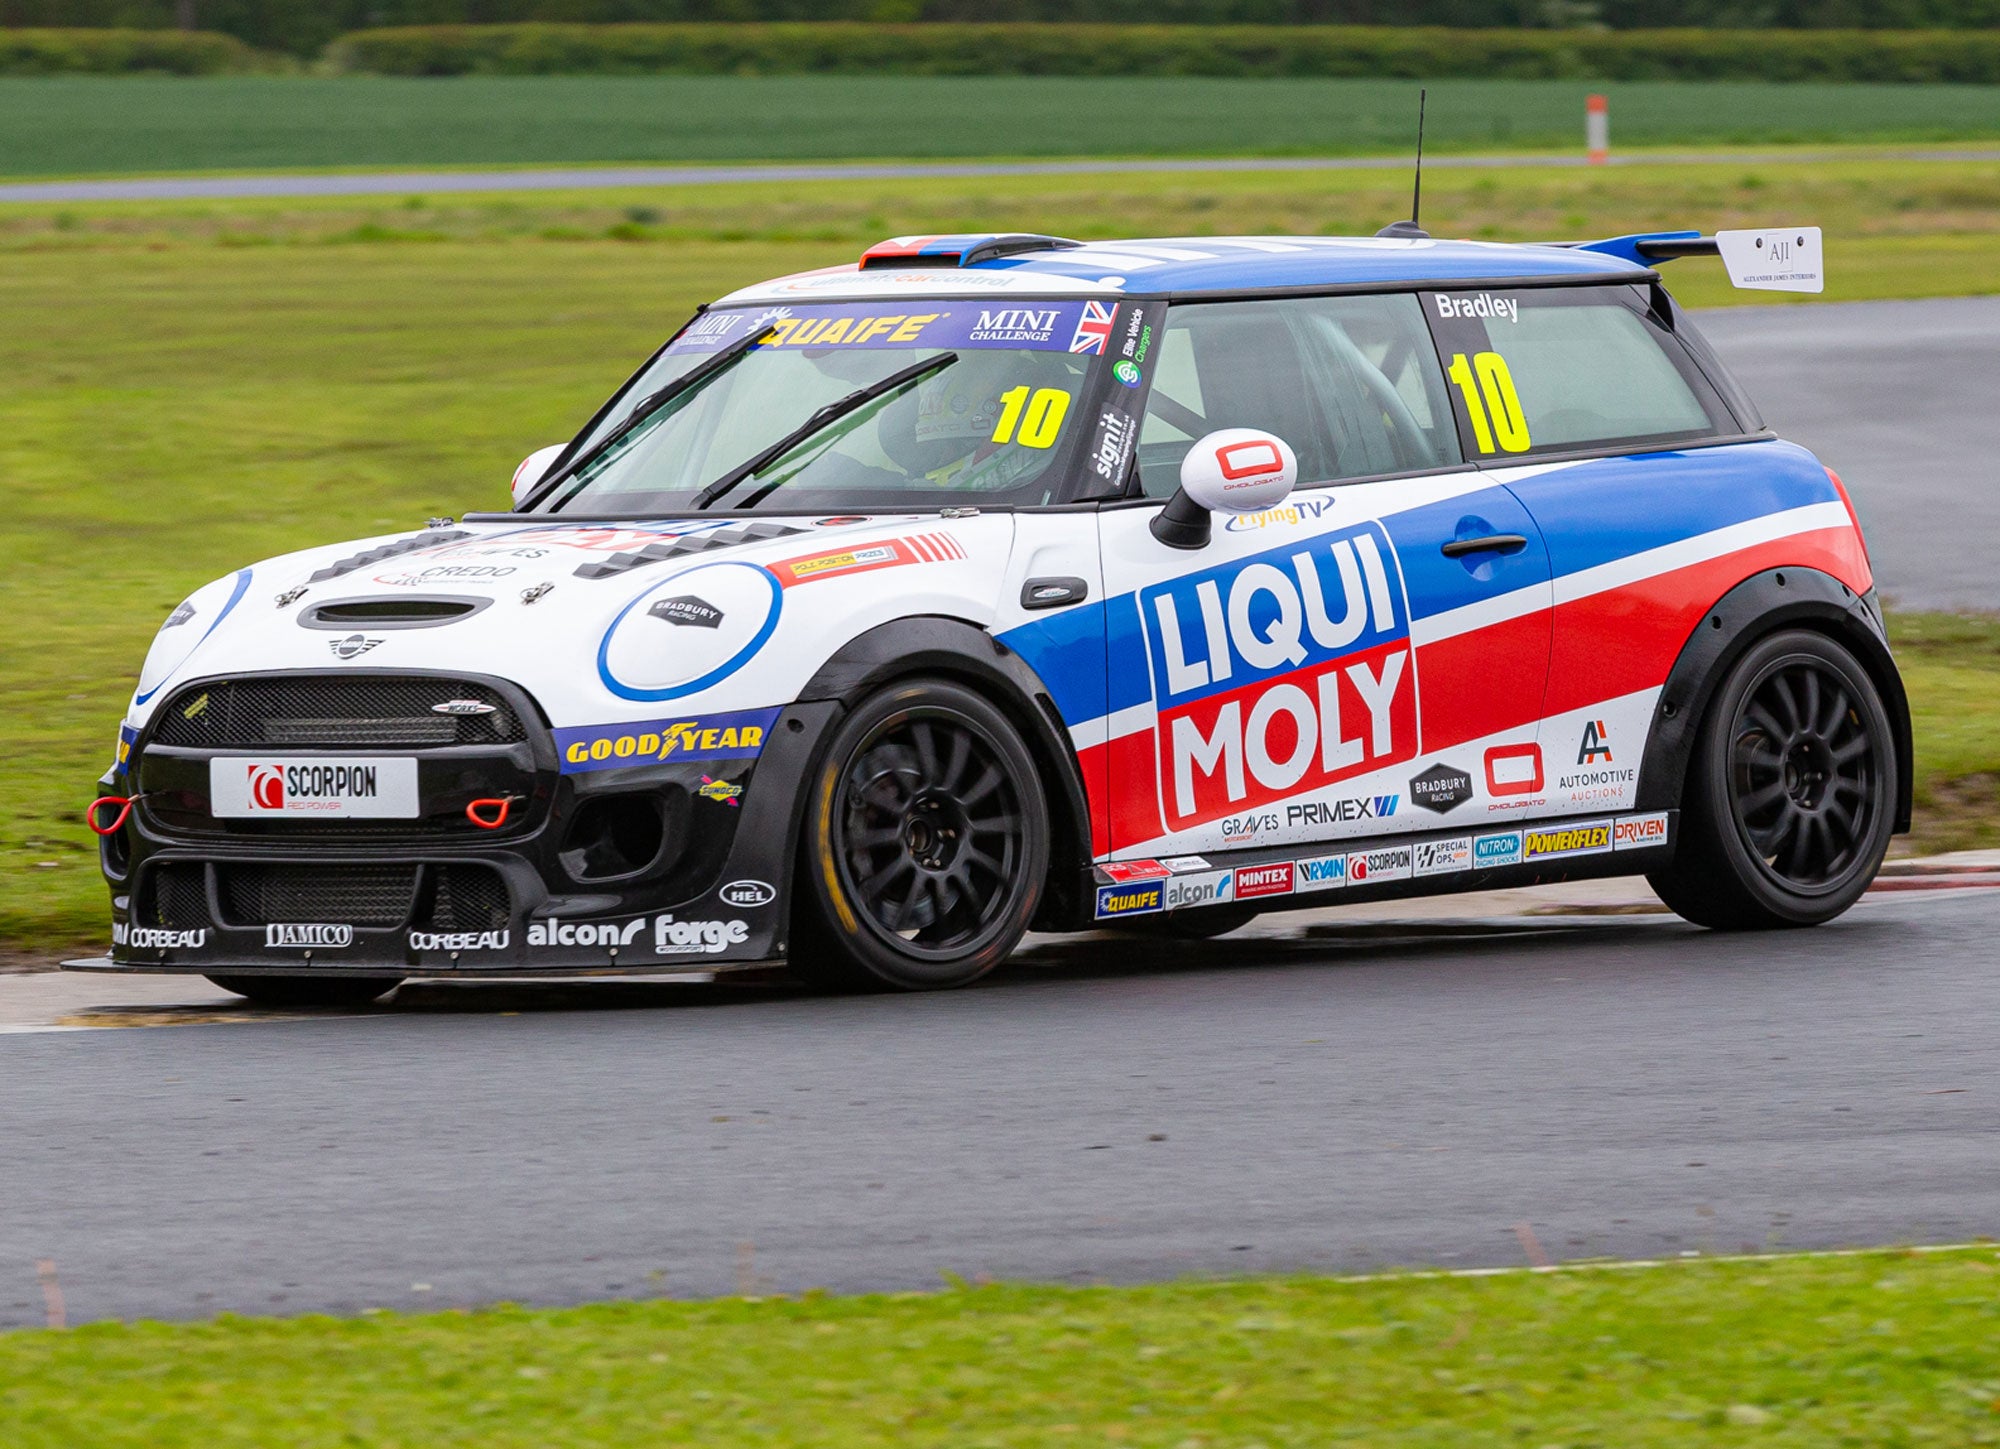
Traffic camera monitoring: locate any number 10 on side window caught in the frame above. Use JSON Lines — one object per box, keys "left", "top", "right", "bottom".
{"left": 1447, "top": 351, "right": 1532, "bottom": 454}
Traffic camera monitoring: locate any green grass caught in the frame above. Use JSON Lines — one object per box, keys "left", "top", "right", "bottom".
{"left": 9, "top": 74, "right": 2000, "bottom": 178}
{"left": 3, "top": 162, "right": 1997, "bottom": 950}
{"left": 4, "top": 1249, "right": 2000, "bottom": 1445}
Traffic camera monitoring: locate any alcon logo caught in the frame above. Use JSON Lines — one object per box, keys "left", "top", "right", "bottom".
{"left": 1139, "top": 522, "right": 1415, "bottom": 826}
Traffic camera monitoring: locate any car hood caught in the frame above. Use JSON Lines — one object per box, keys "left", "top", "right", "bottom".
{"left": 123, "top": 512, "right": 1008, "bottom": 736}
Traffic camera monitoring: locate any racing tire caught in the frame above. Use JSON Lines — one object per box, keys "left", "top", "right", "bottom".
{"left": 1647, "top": 629, "right": 1896, "bottom": 931}
{"left": 793, "top": 678, "right": 1049, "bottom": 991}
{"left": 205, "top": 975, "right": 401, "bottom": 1008}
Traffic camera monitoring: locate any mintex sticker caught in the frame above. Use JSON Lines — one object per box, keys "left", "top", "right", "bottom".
{"left": 1522, "top": 820, "right": 1613, "bottom": 861}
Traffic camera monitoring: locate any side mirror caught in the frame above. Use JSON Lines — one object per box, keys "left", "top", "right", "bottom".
{"left": 1149, "top": 428, "right": 1299, "bottom": 550}
{"left": 510, "top": 444, "right": 567, "bottom": 510}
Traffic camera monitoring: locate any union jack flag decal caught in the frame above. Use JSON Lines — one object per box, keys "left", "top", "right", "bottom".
{"left": 1069, "top": 300, "right": 1115, "bottom": 356}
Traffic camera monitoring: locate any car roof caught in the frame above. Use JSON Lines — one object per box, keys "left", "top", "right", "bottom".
{"left": 712, "top": 234, "right": 1652, "bottom": 306}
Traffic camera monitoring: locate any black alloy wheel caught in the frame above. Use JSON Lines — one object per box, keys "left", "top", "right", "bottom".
{"left": 1648, "top": 629, "right": 1896, "bottom": 929}
{"left": 205, "top": 975, "right": 401, "bottom": 1008}
{"left": 795, "top": 679, "right": 1048, "bottom": 990}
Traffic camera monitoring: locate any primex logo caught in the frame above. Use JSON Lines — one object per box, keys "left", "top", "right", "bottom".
{"left": 1139, "top": 521, "right": 1415, "bottom": 828}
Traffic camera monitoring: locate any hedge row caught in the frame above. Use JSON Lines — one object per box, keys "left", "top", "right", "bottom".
{"left": 9, "top": 2, "right": 2000, "bottom": 57}
{"left": 325, "top": 22, "right": 2000, "bottom": 80}
{"left": 0, "top": 25, "right": 265, "bottom": 72}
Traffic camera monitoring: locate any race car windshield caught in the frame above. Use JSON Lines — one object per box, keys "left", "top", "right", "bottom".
{"left": 535, "top": 300, "right": 1113, "bottom": 513}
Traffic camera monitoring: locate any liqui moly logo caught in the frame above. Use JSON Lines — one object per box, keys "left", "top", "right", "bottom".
{"left": 1139, "top": 522, "right": 1415, "bottom": 826}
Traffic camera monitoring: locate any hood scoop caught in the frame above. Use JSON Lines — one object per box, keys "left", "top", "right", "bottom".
{"left": 300, "top": 596, "right": 492, "bottom": 630}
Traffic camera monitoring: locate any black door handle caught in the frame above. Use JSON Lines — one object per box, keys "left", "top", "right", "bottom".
{"left": 1441, "top": 533, "right": 1529, "bottom": 558}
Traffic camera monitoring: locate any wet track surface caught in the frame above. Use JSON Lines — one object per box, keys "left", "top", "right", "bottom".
{"left": 6, "top": 887, "right": 1997, "bottom": 1327}
{"left": 1698, "top": 296, "right": 2000, "bottom": 613}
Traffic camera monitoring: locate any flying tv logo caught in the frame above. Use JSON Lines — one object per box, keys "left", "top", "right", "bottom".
{"left": 1139, "top": 522, "right": 1415, "bottom": 827}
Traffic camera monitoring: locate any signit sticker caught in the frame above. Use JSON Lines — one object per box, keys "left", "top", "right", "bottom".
{"left": 1138, "top": 521, "right": 1415, "bottom": 830}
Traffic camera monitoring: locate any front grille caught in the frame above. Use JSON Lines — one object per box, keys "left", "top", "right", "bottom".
{"left": 430, "top": 866, "right": 510, "bottom": 931}
{"left": 151, "top": 676, "right": 526, "bottom": 750}
{"left": 218, "top": 863, "right": 417, "bottom": 928}
{"left": 142, "top": 863, "right": 207, "bottom": 928}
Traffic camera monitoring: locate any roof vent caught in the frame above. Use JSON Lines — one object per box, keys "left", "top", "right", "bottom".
{"left": 859, "top": 233, "right": 1082, "bottom": 270}
{"left": 299, "top": 596, "right": 491, "bottom": 630}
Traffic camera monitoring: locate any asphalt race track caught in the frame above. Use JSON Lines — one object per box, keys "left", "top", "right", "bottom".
{"left": 5, "top": 886, "right": 1997, "bottom": 1328}
{"left": 1697, "top": 297, "right": 2000, "bottom": 614}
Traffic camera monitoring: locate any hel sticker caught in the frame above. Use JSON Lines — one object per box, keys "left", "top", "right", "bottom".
{"left": 1716, "top": 227, "right": 1823, "bottom": 294}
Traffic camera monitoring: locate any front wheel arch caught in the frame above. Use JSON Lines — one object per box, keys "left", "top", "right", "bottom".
{"left": 797, "top": 615, "right": 1095, "bottom": 931}
{"left": 1636, "top": 569, "right": 1912, "bottom": 835}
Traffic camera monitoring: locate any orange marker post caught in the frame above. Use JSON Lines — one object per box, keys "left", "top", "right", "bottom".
{"left": 1586, "top": 93, "right": 1609, "bottom": 165}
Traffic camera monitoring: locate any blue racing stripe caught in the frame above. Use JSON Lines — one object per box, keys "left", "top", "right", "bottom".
{"left": 998, "top": 602, "right": 1108, "bottom": 728}
{"left": 1378, "top": 484, "right": 1552, "bottom": 624}
{"left": 1505, "top": 440, "right": 1837, "bottom": 581}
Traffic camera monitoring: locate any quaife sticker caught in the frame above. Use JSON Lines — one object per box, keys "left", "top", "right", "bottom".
{"left": 1095, "top": 881, "right": 1165, "bottom": 920}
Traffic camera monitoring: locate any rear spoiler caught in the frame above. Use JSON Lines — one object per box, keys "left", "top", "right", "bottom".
{"left": 1564, "top": 228, "right": 1823, "bottom": 293}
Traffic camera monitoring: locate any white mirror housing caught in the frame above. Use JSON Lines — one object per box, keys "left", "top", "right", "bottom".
{"left": 1152, "top": 428, "right": 1299, "bottom": 549}
{"left": 511, "top": 444, "right": 567, "bottom": 509}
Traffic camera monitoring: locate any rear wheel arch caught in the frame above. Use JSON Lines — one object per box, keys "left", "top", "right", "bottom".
{"left": 1636, "top": 567, "right": 1912, "bottom": 834}
{"left": 797, "top": 615, "right": 1095, "bottom": 929}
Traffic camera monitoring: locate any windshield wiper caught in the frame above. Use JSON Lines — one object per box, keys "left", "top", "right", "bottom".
{"left": 690, "top": 351, "right": 960, "bottom": 511}
{"left": 531, "top": 322, "right": 770, "bottom": 508}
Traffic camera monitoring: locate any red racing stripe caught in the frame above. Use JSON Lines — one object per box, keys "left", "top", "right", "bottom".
{"left": 1414, "top": 609, "right": 1553, "bottom": 755}
{"left": 1544, "top": 526, "right": 1869, "bottom": 718}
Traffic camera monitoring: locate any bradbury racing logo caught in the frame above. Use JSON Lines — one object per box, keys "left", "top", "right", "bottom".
{"left": 1139, "top": 521, "right": 1414, "bottom": 828}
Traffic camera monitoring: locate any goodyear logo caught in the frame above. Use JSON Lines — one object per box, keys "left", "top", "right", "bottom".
{"left": 557, "top": 707, "right": 779, "bottom": 774}
{"left": 1523, "top": 821, "right": 1613, "bottom": 861}
{"left": 1095, "top": 881, "right": 1165, "bottom": 920}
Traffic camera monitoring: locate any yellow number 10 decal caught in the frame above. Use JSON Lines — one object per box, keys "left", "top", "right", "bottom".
{"left": 991, "top": 386, "right": 1071, "bottom": 449}
{"left": 1446, "top": 351, "right": 1531, "bottom": 454}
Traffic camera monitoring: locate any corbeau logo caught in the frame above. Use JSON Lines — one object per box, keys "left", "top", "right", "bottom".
{"left": 1233, "top": 862, "right": 1295, "bottom": 899}
{"left": 1523, "top": 822, "right": 1613, "bottom": 860}
{"left": 410, "top": 930, "right": 510, "bottom": 951}
{"left": 1140, "top": 521, "right": 1413, "bottom": 827}
{"left": 113, "top": 922, "right": 207, "bottom": 950}
{"left": 265, "top": 924, "right": 352, "bottom": 948}
{"left": 1095, "top": 881, "right": 1164, "bottom": 919}
{"left": 556, "top": 708, "right": 779, "bottom": 773}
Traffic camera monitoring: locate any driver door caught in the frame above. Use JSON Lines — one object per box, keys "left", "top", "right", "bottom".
{"left": 1096, "top": 291, "right": 1557, "bottom": 866}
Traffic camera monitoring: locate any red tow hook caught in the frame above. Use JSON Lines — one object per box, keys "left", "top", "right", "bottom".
{"left": 465, "top": 796, "right": 518, "bottom": 830}
{"left": 87, "top": 796, "right": 134, "bottom": 835}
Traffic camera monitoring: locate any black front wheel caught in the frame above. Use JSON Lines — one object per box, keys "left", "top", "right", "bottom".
{"left": 206, "top": 975, "right": 401, "bottom": 1008}
{"left": 793, "top": 679, "right": 1048, "bottom": 990}
{"left": 1648, "top": 629, "right": 1896, "bottom": 930}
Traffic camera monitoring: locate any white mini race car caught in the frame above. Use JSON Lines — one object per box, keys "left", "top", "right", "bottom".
{"left": 86, "top": 226, "right": 1909, "bottom": 1003}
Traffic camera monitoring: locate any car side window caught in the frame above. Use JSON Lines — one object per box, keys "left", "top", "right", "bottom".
{"left": 1421, "top": 285, "right": 1732, "bottom": 459}
{"left": 1135, "top": 294, "right": 1462, "bottom": 498}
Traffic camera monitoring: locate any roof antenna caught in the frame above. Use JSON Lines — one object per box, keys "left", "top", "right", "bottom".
{"left": 1376, "top": 89, "right": 1431, "bottom": 240}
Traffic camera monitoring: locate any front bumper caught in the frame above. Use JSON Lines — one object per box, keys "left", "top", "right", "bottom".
{"left": 98, "top": 672, "right": 839, "bottom": 977}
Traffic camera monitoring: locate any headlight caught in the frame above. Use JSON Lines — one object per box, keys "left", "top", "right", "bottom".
{"left": 134, "top": 569, "right": 251, "bottom": 705}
